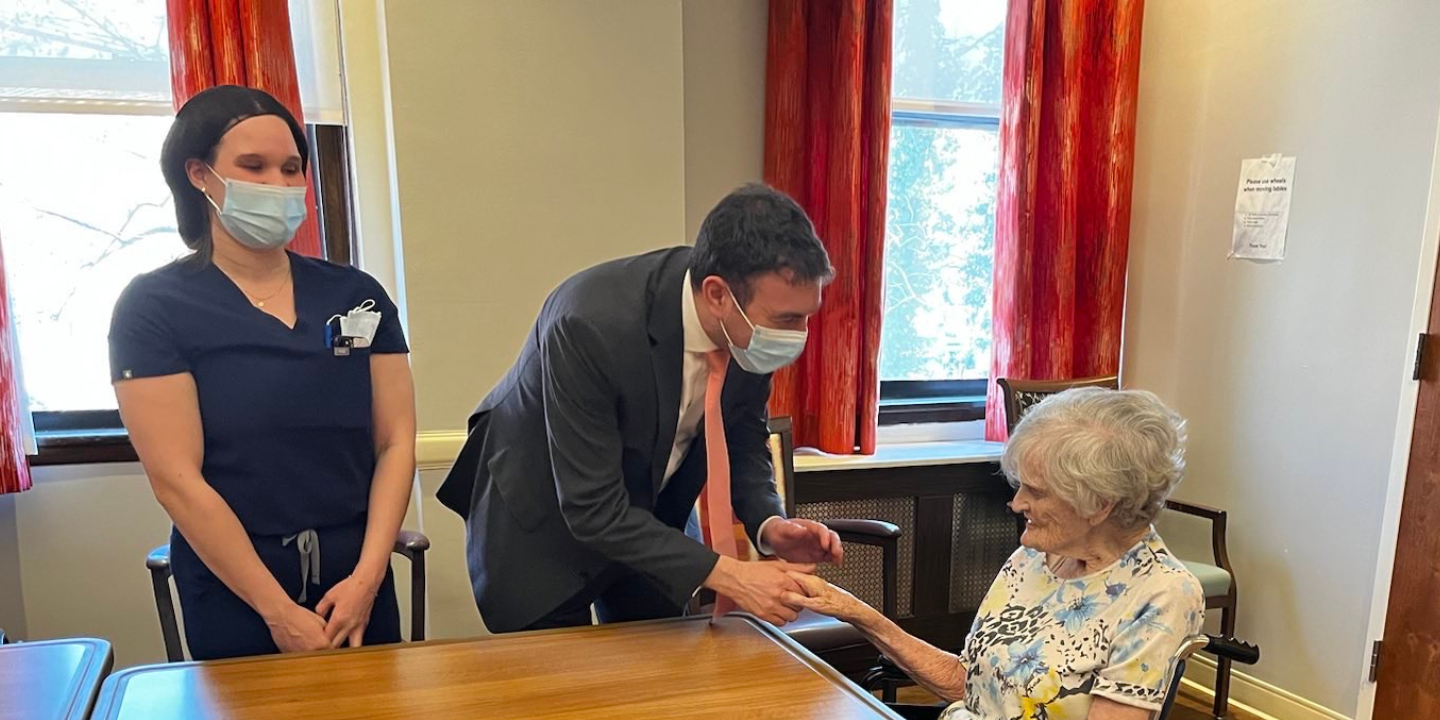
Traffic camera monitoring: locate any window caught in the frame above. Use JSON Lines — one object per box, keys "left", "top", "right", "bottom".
{"left": 0, "top": 0, "right": 349, "bottom": 463}
{"left": 878, "top": 0, "right": 1005, "bottom": 424}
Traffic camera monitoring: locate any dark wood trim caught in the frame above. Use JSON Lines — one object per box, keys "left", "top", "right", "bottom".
{"left": 878, "top": 401, "right": 984, "bottom": 425}
{"left": 30, "top": 433, "right": 137, "bottom": 466}
{"left": 878, "top": 379, "right": 988, "bottom": 425}
{"left": 913, "top": 496, "right": 955, "bottom": 615}
{"left": 793, "top": 462, "right": 1008, "bottom": 504}
{"left": 32, "top": 410, "right": 121, "bottom": 433}
{"left": 880, "top": 378, "right": 987, "bottom": 400}
{"left": 309, "top": 124, "right": 356, "bottom": 266}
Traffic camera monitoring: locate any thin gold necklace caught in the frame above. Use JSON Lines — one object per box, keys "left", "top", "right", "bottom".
{"left": 240, "top": 269, "right": 292, "bottom": 308}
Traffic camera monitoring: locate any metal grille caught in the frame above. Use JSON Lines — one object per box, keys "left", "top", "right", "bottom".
{"left": 949, "top": 493, "right": 1021, "bottom": 613}
{"left": 796, "top": 497, "right": 916, "bottom": 617}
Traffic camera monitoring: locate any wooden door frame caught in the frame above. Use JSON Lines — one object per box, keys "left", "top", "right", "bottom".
{"left": 1357, "top": 117, "right": 1440, "bottom": 720}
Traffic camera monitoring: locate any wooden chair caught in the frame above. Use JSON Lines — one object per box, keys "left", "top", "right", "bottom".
{"left": 996, "top": 376, "right": 1240, "bottom": 719}
{"left": 996, "top": 375, "right": 1124, "bottom": 428}
{"left": 145, "top": 529, "right": 431, "bottom": 662}
{"left": 696, "top": 416, "right": 903, "bottom": 699}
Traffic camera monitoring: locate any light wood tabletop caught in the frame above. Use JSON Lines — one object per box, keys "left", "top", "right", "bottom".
{"left": 0, "top": 637, "right": 114, "bottom": 720}
{"left": 92, "top": 615, "right": 902, "bottom": 719}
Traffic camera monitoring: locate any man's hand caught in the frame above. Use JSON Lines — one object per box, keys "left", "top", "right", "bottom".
{"left": 762, "top": 518, "right": 843, "bottom": 564}
{"left": 703, "top": 556, "right": 816, "bottom": 626}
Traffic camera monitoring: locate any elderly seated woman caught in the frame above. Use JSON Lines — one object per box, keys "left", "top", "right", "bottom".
{"left": 788, "top": 388, "right": 1204, "bottom": 720}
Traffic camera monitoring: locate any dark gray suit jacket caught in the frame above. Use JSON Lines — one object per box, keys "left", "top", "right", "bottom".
{"left": 436, "top": 247, "right": 785, "bottom": 632}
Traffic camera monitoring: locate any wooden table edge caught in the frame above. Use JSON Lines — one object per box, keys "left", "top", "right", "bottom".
{"left": 92, "top": 615, "right": 903, "bottom": 719}
{"left": 728, "top": 613, "right": 904, "bottom": 719}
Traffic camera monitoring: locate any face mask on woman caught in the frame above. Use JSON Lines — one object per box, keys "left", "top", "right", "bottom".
{"left": 203, "top": 165, "right": 307, "bottom": 250}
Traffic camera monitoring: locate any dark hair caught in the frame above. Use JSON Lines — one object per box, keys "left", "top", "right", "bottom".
{"left": 160, "top": 85, "right": 309, "bottom": 260}
{"left": 689, "top": 183, "right": 833, "bottom": 304}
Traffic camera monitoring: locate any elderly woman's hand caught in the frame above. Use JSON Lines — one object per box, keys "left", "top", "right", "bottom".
{"left": 782, "top": 571, "right": 875, "bottom": 626}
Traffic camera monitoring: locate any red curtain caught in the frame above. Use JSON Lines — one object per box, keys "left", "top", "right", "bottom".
{"left": 166, "top": 0, "right": 322, "bottom": 258}
{"left": 986, "top": 0, "right": 1145, "bottom": 440}
{"left": 0, "top": 234, "right": 31, "bottom": 495}
{"left": 764, "top": 0, "right": 893, "bottom": 455}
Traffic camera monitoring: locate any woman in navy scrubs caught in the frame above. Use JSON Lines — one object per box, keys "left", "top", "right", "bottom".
{"left": 109, "top": 85, "right": 416, "bottom": 660}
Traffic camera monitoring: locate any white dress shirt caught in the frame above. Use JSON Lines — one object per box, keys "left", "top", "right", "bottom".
{"left": 666, "top": 272, "right": 779, "bottom": 554}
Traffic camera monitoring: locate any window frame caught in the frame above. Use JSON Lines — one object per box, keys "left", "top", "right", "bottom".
{"left": 878, "top": 98, "right": 1000, "bottom": 426}
{"left": 25, "top": 123, "right": 357, "bottom": 466}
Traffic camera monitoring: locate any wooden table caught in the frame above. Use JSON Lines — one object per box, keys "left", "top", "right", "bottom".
{"left": 0, "top": 638, "right": 114, "bottom": 720}
{"left": 92, "top": 616, "right": 902, "bottom": 719}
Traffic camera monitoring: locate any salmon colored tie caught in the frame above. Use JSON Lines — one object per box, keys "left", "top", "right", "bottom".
{"left": 698, "top": 349, "right": 738, "bottom": 618}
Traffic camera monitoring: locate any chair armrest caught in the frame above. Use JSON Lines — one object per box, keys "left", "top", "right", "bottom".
{"left": 822, "top": 519, "right": 901, "bottom": 542}
{"left": 146, "top": 544, "right": 172, "bottom": 573}
{"left": 861, "top": 654, "right": 911, "bottom": 690}
{"left": 392, "top": 529, "right": 430, "bottom": 560}
{"left": 1204, "top": 635, "right": 1260, "bottom": 665}
{"left": 1164, "top": 499, "right": 1235, "bottom": 583}
{"left": 823, "top": 519, "right": 901, "bottom": 618}
{"left": 1165, "top": 499, "right": 1225, "bottom": 521}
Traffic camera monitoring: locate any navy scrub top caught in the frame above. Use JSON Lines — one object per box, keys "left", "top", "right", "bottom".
{"left": 107, "top": 251, "right": 408, "bottom": 537}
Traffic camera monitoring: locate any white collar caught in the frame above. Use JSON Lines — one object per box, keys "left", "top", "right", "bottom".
{"left": 681, "top": 270, "right": 720, "bottom": 354}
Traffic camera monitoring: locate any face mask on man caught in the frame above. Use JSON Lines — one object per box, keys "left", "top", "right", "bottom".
{"left": 203, "top": 164, "right": 307, "bottom": 250}
{"left": 719, "top": 289, "right": 808, "bottom": 374}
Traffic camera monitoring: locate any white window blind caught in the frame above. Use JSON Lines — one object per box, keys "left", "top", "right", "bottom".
{"left": 289, "top": 0, "right": 345, "bottom": 125}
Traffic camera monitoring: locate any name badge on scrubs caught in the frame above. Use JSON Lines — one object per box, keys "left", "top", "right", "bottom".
{"left": 327, "top": 300, "right": 381, "bottom": 356}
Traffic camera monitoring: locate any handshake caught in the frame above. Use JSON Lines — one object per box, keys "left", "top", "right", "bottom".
{"left": 701, "top": 517, "right": 851, "bottom": 626}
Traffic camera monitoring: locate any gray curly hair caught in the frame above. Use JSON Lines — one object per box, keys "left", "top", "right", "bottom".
{"left": 1000, "top": 387, "right": 1187, "bottom": 530}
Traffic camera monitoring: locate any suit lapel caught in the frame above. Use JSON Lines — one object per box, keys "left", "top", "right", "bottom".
{"left": 647, "top": 250, "right": 689, "bottom": 493}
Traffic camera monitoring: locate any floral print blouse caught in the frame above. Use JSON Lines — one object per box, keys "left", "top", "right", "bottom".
{"left": 941, "top": 529, "right": 1204, "bottom": 720}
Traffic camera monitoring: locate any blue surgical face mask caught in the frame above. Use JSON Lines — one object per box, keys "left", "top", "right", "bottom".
{"left": 204, "top": 165, "right": 307, "bottom": 250}
{"left": 720, "top": 290, "right": 809, "bottom": 374}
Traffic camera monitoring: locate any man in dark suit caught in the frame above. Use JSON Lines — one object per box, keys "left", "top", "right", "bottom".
{"left": 437, "top": 185, "right": 844, "bottom": 632}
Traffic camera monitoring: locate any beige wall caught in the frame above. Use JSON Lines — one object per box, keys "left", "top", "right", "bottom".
{"left": 0, "top": 494, "right": 24, "bottom": 638}
{"left": 11, "top": 465, "right": 173, "bottom": 668}
{"left": 385, "top": 0, "right": 689, "bottom": 433}
{"left": 386, "top": 0, "right": 768, "bottom": 433}
{"left": 682, "top": 0, "right": 768, "bottom": 241}
{"left": 1128, "top": 2, "right": 1440, "bottom": 715}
